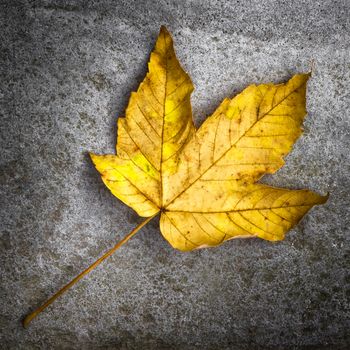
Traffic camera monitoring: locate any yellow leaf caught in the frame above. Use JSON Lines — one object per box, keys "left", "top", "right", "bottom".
{"left": 91, "top": 26, "right": 328, "bottom": 251}
{"left": 23, "top": 26, "right": 330, "bottom": 326}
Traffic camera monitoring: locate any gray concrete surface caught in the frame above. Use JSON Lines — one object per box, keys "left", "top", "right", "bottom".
{"left": 1, "top": 0, "right": 349, "bottom": 349}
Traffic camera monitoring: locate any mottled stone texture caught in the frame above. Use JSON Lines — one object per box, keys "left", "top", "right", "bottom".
{"left": 1, "top": 0, "right": 349, "bottom": 349}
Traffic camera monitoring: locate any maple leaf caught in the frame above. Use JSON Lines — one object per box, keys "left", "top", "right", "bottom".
{"left": 23, "top": 26, "right": 328, "bottom": 327}
{"left": 90, "top": 26, "right": 327, "bottom": 251}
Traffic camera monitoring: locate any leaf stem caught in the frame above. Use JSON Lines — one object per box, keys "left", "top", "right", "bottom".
{"left": 23, "top": 212, "right": 158, "bottom": 328}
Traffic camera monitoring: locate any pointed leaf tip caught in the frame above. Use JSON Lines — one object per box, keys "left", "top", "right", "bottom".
{"left": 160, "top": 25, "right": 170, "bottom": 35}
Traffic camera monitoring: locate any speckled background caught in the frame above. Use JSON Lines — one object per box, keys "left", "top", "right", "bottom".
{"left": 1, "top": 0, "right": 349, "bottom": 349}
